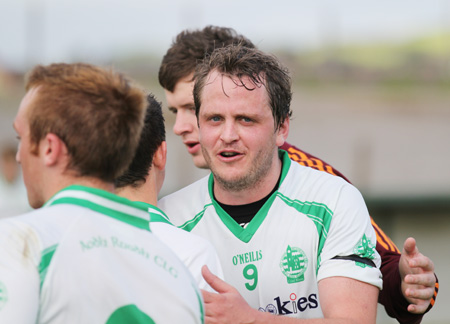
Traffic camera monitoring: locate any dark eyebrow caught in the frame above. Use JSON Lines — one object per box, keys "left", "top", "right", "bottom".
{"left": 236, "top": 113, "right": 258, "bottom": 120}
{"left": 168, "top": 103, "right": 195, "bottom": 110}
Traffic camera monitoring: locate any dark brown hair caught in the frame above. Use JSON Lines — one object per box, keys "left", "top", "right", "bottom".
{"left": 193, "top": 45, "right": 292, "bottom": 129}
{"left": 159, "top": 25, "right": 255, "bottom": 92}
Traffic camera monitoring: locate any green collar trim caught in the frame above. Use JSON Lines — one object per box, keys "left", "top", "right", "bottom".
{"left": 205, "top": 150, "right": 291, "bottom": 243}
{"left": 278, "top": 149, "right": 291, "bottom": 184}
{"left": 178, "top": 203, "right": 213, "bottom": 232}
{"left": 44, "top": 185, "right": 151, "bottom": 231}
{"left": 132, "top": 201, "right": 173, "bottom": 225}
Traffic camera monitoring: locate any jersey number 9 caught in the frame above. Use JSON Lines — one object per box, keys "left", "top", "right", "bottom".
{"left": 243, "top": 264, "right": 258, "bottom": 291}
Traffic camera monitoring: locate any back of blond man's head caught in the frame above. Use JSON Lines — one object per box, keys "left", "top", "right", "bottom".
{"left": 25, "top": 63, "right": 146, "bottom": 182}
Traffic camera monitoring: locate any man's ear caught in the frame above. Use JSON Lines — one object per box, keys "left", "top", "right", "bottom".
{"left": 276, "top": 118, "right": 290, "bottom": 147}
{"left": 41, "top": 133, "right": 68, "bottom": 167}
{"left": 152, "top": 141, "right": 167, "bottom": 171}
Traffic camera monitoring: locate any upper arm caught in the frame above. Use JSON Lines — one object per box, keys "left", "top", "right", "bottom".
{"left": 191, "top": 239, "right": 224, "bottom": 292}
{"left": 0, "top": 222, "right": 40, "bottom": 322}
{"left": 318, "top": 183, "right": 382, "bottom": 289}
{"left": 318, "top": 276, "right": 379, "bottom": 324}
{"left": 178, "top": 234, "right": 224, "bottom": 292}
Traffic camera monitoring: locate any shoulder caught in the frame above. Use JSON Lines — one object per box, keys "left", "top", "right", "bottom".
{"left": 0, "top": 208, "right": 51, "bottom": 236}
{"left": 0, "top": 204, "right": 89, "bottom": 256}
{"left": 281, "top": 142, "right": 351, "bottom": 183}
{"left": 160, "top": 175, "right": 209, "bottom": 202}
{"left": 152, "top": 222, "right": 217, "bottom": 254}
{"left": 285, "top": 158, "right": 348, "bottom": 188}
{"left": 0, "top": 209, "right": 49, "bottom": 266}
{"left": 158, "top": 175, "right": 211, "bottom": 226}
{"left": 282, "top": 161, "right": 363, "bottom": 208}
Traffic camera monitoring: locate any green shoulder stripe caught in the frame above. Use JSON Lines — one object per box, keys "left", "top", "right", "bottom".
{"left": 39, "top": 244, "right": 58, "bottom": 290}
{"left": 276, "top": 193, "right": 333, "bottom": 273}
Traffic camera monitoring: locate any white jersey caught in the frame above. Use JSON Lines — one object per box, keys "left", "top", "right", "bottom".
{"left": 159, "top": 150, "right": 382, "bottom": 319}
{"left": 133, "top": 201, "right": 224, "bottom": 291}
{"left": 0, "top": 185, "right": 204, "bottom": 324}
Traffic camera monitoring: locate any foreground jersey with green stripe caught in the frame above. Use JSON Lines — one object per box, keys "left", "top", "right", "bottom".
{"left": 133, "top": 201, "right": 224, "bottom": 291}
{"left": 0, "top": 185, "right": 204, "bottom": 324}
{"left": 159, "top": 151, "right": 382, "bottom": 319}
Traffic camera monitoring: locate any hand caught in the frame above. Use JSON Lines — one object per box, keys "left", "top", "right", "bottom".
{"left": 201, "top": 265, "right": 258, "bottom": 324}
{"left": 399, "top": 237, "right": 436, "bottom": 314}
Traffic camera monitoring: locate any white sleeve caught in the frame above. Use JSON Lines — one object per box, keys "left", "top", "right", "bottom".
{"left": 317, "top": 184, "right": 382, "bottom": 289}
{"left": 151, "top": 222, "right": 224, "bottom": 292}
{"left": 183, "top": 237, "right": 224, "bottom": 292}
{"left": 0, "top": 220, "right": 41, "bottom": 322}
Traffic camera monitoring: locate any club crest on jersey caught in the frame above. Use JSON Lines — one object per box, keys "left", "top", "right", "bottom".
{"left": 0, "top": 281, "right": 8, "bottom": 310}
{"left": 353, "top": 234, "right": 375, "bottom": 268}
{"left": 279, "top": 245, "right": 308, "bottom": 284}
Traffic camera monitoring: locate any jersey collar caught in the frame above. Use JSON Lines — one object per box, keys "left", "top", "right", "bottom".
{"left": 132, "top": 201, "right": 173, "bottom": 225}
{"left": 207, "top": 150, "right": 291, "bottom": 242}
{"left": 44, "top": 185, "right": 151, "bottom": 231}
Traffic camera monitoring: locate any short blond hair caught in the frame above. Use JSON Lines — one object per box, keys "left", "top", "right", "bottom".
{"left": 25, "top": 63, "right": 146, "bottom": 182}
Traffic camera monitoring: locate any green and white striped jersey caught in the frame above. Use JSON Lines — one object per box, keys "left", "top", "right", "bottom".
{"left": 0, "top": 185, "right": 204, "bottom": 323}
{"left": 159, "top": 150, "right": 382, "bottom": 319}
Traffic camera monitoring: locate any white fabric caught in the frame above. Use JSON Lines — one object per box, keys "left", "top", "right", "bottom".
{"left": 151, "top": 222, "right": 224, "bottom": 292}
{"left": 0, "top": 185, "right": 204, "bottom": 324}
{"left": 146, "top": 204, "right": 224, "bottom": 291}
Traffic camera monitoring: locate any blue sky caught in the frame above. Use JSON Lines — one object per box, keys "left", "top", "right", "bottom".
{"left": 0, "top": 0, "right": 449, "bottom": 71}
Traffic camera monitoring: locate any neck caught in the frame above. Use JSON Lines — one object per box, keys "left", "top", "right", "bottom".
{"left": 214, "top": 156, "right": 282, "bottom": 205}
{"left": 115, "top": 179, "right": 158, "bottom": 206}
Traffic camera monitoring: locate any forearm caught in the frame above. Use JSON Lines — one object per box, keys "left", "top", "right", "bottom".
{"left": 251, "top": 311, "right": 368, "bottom": 324}
{"left": 232, "top": 278, "right": 379, "bottom": 324}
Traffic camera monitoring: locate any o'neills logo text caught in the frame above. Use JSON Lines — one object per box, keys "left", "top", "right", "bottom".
{"left": 232, "top": 250, "right": 262, "bottom": 265}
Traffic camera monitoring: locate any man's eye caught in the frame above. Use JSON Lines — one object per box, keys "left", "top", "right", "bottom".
{"left": 211, "top": 116, "right": 221, "bottom": 122}
{"left": 241, "top": 117, "right": 253, "bottom": 123}
{"left": 168, "top": 108, "right": 177, "bottom": 114}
